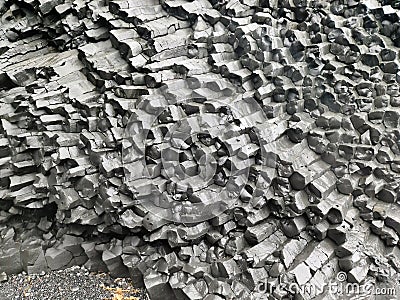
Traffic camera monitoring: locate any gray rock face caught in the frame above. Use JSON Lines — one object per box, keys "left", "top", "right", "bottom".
{"left": 1, "top": 0, "right": 400, "bottom": 299}
{"left": 0, "top": 247, "right": 23, "bottom": 274}
{"left": 45, "top": 248, "right": 73, "bottom": 271}
{"left": 144, "top": 270, "right": 176, "bottom": 300}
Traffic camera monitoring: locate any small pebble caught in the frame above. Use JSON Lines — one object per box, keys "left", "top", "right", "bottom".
{"left": 0, "top": 272, "right": 7, "bottom": 283}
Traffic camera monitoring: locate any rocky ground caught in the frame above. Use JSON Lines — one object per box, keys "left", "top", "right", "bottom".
{"left": 0, "top": 266, "right": 147, "bottom": 300}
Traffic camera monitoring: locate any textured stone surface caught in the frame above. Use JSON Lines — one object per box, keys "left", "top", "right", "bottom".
{"left": 1, "top": 0, "right": 400, "bottom": 299}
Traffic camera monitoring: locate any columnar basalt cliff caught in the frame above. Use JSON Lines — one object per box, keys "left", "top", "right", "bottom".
{"left": 1, "top": 0, "right": 400, "bottom": 299}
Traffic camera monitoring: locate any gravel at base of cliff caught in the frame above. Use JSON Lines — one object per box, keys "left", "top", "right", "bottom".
{"left": 0, "top": 266, "right": 147, "bottom": 300}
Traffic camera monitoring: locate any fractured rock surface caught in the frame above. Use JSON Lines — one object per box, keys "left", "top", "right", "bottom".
{"left": 1, "top": 0, "right": 400, "bottom": 299}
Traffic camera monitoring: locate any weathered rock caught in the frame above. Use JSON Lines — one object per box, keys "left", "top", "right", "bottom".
{"left": 144, "top": 270, "right": 177, "bottom": 300}
{"left": 45, "top": 248, "right": 73, "bottom": 271}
